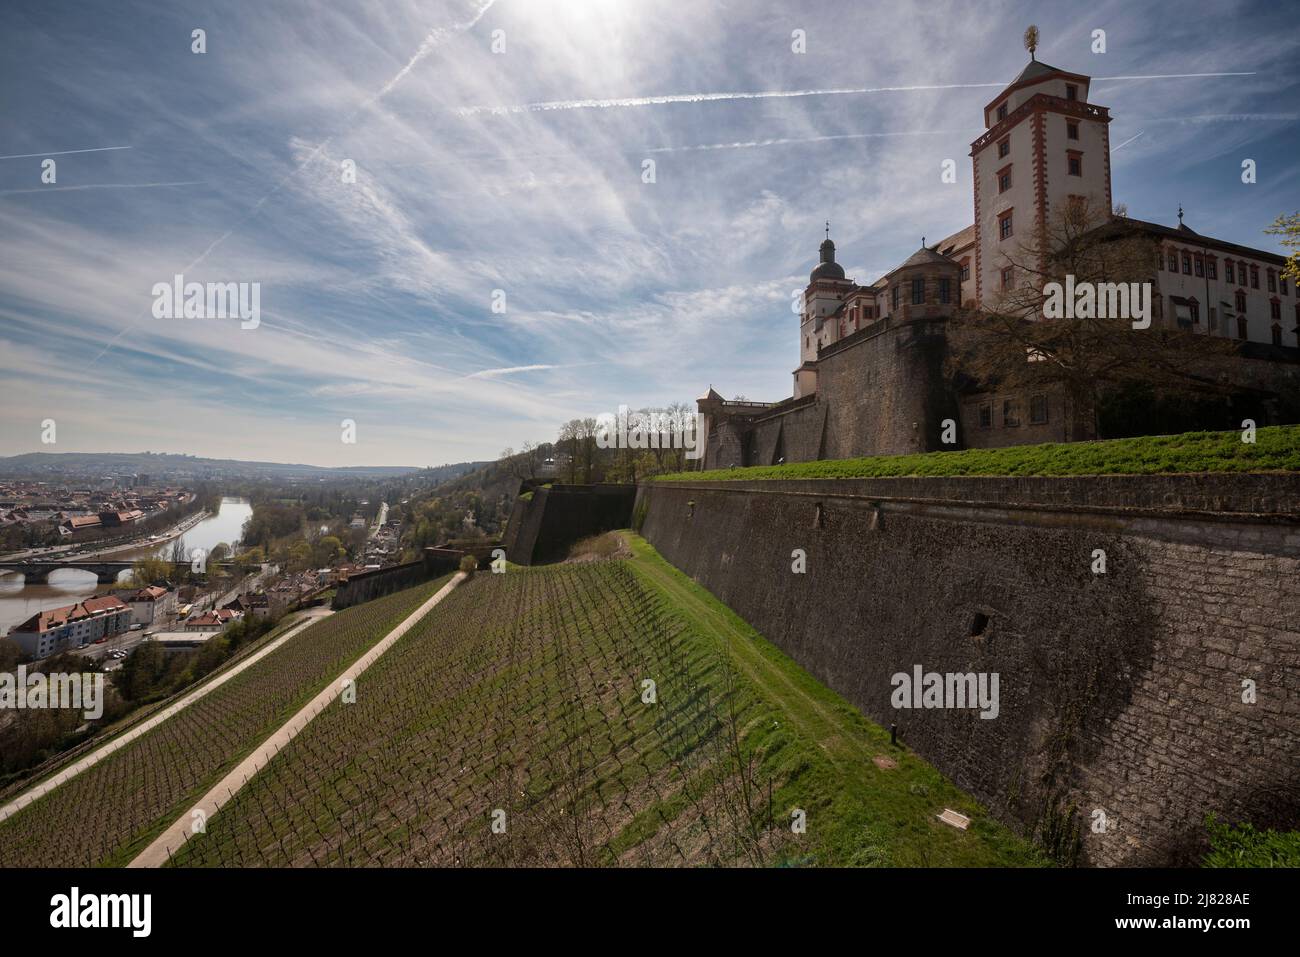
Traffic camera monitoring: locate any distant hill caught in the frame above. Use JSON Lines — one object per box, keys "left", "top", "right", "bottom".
{"left": 0, "top": 451, "right": 485, "bottom": 482}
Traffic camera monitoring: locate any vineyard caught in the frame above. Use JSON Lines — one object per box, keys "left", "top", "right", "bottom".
{"left": 0, "top": 577, "right": 450, "bottom": 867}
{"left": 170, "top": 544, "right": 1044, "bottom": 867}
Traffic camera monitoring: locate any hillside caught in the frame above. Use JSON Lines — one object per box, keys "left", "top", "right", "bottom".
{"left": 0, "top": 451, "right": 485, "bottom": 482}
{"left": 168, "top": 537, "right": 1044, "bottom": 867}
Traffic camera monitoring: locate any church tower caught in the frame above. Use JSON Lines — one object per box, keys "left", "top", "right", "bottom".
{"left": 970, "top": 27, "right": 1113, "bottom": 307}
{"left": 796, "top": 227, "right": 854, "bottom": 398}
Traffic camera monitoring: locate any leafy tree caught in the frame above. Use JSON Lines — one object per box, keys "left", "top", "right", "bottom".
{"left": 130, "top": 558, "right": 175, "bottom": 587}
{"left": 1265, "top": 212, "right": 1300, "bottom": 285}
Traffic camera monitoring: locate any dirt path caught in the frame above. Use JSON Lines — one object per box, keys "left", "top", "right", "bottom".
{"left": 129, "top": 572, "right": 466, "bottom": 868}
{"left": 0, "top": 606, "right": 333, "bottom": 825}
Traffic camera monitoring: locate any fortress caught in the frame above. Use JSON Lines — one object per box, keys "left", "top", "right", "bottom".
{"left": 698, "top": 46, "right": 1298, "bottom": 470}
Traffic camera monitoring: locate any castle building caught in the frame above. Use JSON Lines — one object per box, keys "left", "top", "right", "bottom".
{"left": 698, "top": 46, "right": 1297, "bottom": 470}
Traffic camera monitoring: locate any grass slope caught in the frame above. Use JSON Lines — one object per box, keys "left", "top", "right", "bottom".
{"left": 655, "top": 425, "right": 1300, "bottom": 482}
{"left": 623, "top": 534, "right": 1046, "bottom": 867}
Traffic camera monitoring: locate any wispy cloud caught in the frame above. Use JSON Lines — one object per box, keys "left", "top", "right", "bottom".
{"left": 0, "top": 0, "right": 1294, "bottom": 466}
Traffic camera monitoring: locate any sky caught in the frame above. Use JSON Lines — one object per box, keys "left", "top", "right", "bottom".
{"left": 0, "top": 0, "right": 1296, "bottom": 467}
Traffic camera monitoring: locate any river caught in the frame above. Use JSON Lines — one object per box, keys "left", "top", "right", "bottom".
{"left": 0, "top": 497, "right": 253, "bottom": 636}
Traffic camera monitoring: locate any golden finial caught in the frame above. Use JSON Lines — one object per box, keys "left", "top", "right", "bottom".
{"left": 1024, "top": 24, "right": 1039, "bottom": 61}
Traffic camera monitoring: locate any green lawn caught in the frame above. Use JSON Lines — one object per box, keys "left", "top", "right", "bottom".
{"left": 623, "top": 532, "right": 1049, "bottom": 867}
{"left": 656, "top": 425, "right": 1300, "bottom": 482}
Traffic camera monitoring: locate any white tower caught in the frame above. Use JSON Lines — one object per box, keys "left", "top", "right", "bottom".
{"left": 970, "top": 28, "right": 1112, "bottom": 306}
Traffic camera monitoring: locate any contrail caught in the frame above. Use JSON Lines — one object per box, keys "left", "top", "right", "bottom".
{"left": 90, "top": 0, "right": 496, "bottom": 365}
{"left": 456, "top": 82, "right": 1006, "bottom": 116}
{"left": 456, "top": 71, "right": 1257, "bottom": 117}
{"left": 455, "top": 72, "right": 1257, "bottom": 117}
{"left": 0, "top": 181, "right": 203, "bottom": 196}
{"left": 0, "top": 145, "right": 131, "bottom": 161}
{"left": 466, "top": 364, "right": 560, "bottom": 379}
{"left": 182, "top": 0, "right": 497, "bottom": 274}
{"left": 1112, "top": 131, "right": 1144, "bottom": 151}
{"left": 647, "top": 128, "right": 979, "bottom": 154}
{"left": 372, "top": 0, "right": 496, "bottom": 103}
{"left": 1091, "top": 72, "right": 1256, "bottom": 82}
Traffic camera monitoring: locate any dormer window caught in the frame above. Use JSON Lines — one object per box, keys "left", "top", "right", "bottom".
{"left": 1065, "top": 84, "right": 1078, "bottom": 101}
{"left": 997, "top": 102, "right": 1008, "bottom": 121}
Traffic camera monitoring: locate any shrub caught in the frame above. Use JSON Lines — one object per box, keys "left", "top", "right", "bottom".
{"left": 1203, "top": 815, "right": 1300, "bottom": 867}
{"left": 458, "top": 554, "right": 479, "bottom": 574}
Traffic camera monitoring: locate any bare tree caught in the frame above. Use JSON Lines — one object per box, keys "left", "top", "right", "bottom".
{"left": 947, "top": 198, "right": 1237, "bottom": 440}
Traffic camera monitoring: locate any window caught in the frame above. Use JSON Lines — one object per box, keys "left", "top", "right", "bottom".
{"left": 960, "top": 261, "right": 971, "bottom": 282}
{"left": 1181, "top": 252, "right": 1192, "bottom": 275}
{"left": 1065, "top": 83, "right": 1078, "bottom": 101}
{"left": 1236, "top": 290, "right": 1247, "bottom": 312}
{"left": 1225, "top": 261, "right": 1235, "bottom": 283}
{"left": 1168, "top": 250, "right": 1178, "bottom": 272}
{"left": 1001, "top": 266, "right": 1014, "bottom": 289}
{"left": 1271, "top": 300, "right": 1282, "bottom": 321}
{"left": 1029, "top": 393, "right": 1049, "bottom": 425}
{"left": 999, "top": 210, "right": 1014, "bottom": 240}
{"left": 997, "top": 102, "right": 1008, "bottom": 121}
{"left": 1192, "top": 255, "right": 1203, "bottom": 278}
{"left": 1002, "top": 398, "right": 1021, "bottom": 427}
{"left": 1207, "top": 259, "right": 1217, "bottom": 280}
{"left": 1268, "top": 270, "right": 1277, "bottom": 293}
{"left": 1239, "top": 261, "right": 1248, "bottom": 283}
{"left": 1272, "top": 324, "right": 1282, "bottom": 346}
{"left": 938, "top": 277, "right": 951, "bottom": 304}
{"left": 911, "top": 277, "right": 925, "bottom": 305}
{"left": 1237, "top": 315, "right": 1248, "bottom": 339}
{"left": 1282, "top": 279, "right": 1290, "bottom": 296}
{"left": 891, "top": 284, "right": 899, "bottom": 310}
{"left": 1067, "top": 121, "right": 1079, "bottom": 140}
{"left": 997, "top": 136, "right": 1010, "bottom": 159}
{"left": 1190, "top": 301, "right": 1199, "bottom": 325}
{"left": 978, "top": 402, "right": 992, "bottom": 429}
{"left": 1067, "top": 154, "right": 1082, "bottom": 176}
{"left": 1250, "top": 265, "right": 1259, "bottom": 289}
{"left": 998, "top": 168, "right": 1012, "bottom": 193}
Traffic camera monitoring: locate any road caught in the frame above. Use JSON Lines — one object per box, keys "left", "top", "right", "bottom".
{"left": 0, "top": 606, "right": 334, "bottom": 826}
{"left": 369, "top": 502, "right": 388, "bottom": 538}
{"left": 130, "top": 571, "right": 465, "bottom": 867}
{"left": 1, "top": 506, "right": 207, "bottom": 562}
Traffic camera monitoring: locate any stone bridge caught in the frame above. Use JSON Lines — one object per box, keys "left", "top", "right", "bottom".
{"left": 0, "top": 560, "right": 233, "bottom": 584}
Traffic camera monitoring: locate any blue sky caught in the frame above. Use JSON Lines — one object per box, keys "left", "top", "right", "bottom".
{"left": 0, "top": 0, "right": 1296, "bottom": 467}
